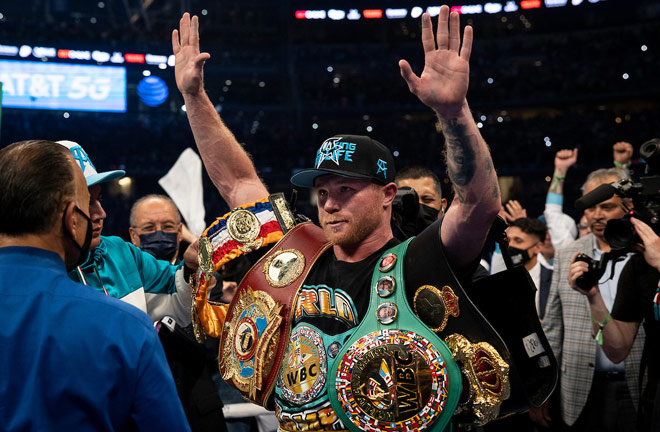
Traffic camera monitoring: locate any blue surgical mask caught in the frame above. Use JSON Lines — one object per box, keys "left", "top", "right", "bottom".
{"left": 139, "top": 230, "right": 179, "bottom": 262}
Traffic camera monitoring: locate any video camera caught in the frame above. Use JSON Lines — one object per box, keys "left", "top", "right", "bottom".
{"left": 573, "top": 138, "right": 660, "bottom": 290}
{"left": 391, "top": 186, "right": 440, "bottom": 239}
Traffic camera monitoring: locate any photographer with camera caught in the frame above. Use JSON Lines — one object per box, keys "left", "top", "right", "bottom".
{"left": 572, "top": 217, "right": 660, "bottom": 430}
{"left": 538, "top": 168, "right": 644, "bottom": 431}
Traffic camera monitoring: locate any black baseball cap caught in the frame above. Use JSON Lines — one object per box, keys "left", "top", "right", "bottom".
{"left": 290, "top": 135, "right": 396, "bottom": 187}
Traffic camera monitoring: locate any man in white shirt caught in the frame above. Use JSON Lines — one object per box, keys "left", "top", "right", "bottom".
{"left": 534, "top": 168, "right": 644, "bottom": 431}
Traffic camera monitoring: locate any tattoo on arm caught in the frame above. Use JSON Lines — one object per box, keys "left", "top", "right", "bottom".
{"left": 492, "top": 183, "right": 500, "bottom": 199}
{"left": 442, "top": 118, "right": 476, "bottom": 201}
{"left": 485, "top": 158, "right": 499, "bottom": 198}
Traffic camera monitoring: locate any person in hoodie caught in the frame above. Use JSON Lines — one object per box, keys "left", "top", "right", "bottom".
{"left": 58, "top": 140, "right": 196, "bottom": 326}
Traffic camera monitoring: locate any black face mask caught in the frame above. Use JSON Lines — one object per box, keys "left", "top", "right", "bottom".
{"left": 64, "top": 205, "right": 93, "bottom": 271}
{"left": 139, "top": 230, "right": 179, "bottom": 262}
{"left": 508, "top": 245, "right": 533, "bottom": 267}
{"left": 418, "top": 204, "right": 440, "bottom": 225}
{"left": 394, "top": 203, "right": 441, "bottom": 240}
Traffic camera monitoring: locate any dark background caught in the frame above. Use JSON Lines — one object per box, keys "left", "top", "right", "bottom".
{"left": 1, "top": 0, "right": 659, "bottom": 237}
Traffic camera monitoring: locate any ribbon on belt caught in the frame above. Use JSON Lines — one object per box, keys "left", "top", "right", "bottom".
{"left": 192, "top": 194, "right": 296, "bottom": 341}
{"left": 218, "top": 222, "right": 331, "bottom": 409}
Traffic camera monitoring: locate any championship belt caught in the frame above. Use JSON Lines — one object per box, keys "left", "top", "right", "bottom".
{"left": 219, "top": 222, "right": 331, "bottom": 409}
{"left": 466, "top": 266, "right": 558, "bottom": 412}
{"left": 192, "top": 194, "right": 296, "bottom": 341}
{"left": 328, "top": 239, "right": 461, "bottom": 432}
{"left": 406, "top": 220, "right": 555, "bottom": 424}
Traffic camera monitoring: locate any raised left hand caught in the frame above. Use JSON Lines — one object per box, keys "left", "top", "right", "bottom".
{"left": 503, "top": 200, "right": 527, "bottom": 222}
{"left": 399, "top": 6, "right": 472, "bottom": 117}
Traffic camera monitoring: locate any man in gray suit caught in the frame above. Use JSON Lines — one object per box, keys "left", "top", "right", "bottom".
{"left": 534, "top": 168, "right": 645, "bottom": 431}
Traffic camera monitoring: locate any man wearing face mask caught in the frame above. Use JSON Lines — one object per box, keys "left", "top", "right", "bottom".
{"left": 0, "top": 140, "right": 190, "bottom": 431}
{"left": 506, "top": 218, "right": 552, "bottom": 319}
{"left": 128, "top": 193, "right": 230, "bottom": 431}
{"left": 396, "top": 166, "right": 446, "bottom": 216}
{"left": 57, "top": 140, "right": 196, "bottom": 326}
{"left": 129, "top": 194, "right": 183, "bottom": 264}
{"left": 391, "top": 166, "right": 447, "bottom": 241}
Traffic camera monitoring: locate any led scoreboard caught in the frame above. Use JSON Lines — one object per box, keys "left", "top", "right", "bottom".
{"left": 0, "top": 60, "right": 126, "bottom": 113}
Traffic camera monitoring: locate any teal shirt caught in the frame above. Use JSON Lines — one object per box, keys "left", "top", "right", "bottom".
{"left": 69, "top": 236, "right": 190, "bottom": 324}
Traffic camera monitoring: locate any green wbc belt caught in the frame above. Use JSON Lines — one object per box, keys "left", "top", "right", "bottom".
{"left": 328, "top": 239, "right": 461, "bottom": 432}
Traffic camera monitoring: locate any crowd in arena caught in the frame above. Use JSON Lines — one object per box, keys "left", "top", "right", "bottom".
{"left": 2, "top": 1, "right": 660, "bottom": 431}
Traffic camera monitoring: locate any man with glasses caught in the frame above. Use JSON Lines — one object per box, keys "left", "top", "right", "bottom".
{"left": 0, "top": 140, "right": 189, "bottom": 431}
{"left": 129, "top": 194, "right": 184, "bottom": 264}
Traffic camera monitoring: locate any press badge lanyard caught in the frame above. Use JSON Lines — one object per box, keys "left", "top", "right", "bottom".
{"left": 75, "top": 265, "right": 110, "bottom": 296}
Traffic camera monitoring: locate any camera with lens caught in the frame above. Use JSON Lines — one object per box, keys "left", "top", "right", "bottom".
{"left": 573, "top": 253, "right": 607, "bottom": 291}
{"left": 576, "top": 138, "right": 660, "bottom": 252}
{"left": 392, "top": 186, "right": 440, "bottom": 239}
{"left": 573, "top": 139, "right": 660, "bottom": 286}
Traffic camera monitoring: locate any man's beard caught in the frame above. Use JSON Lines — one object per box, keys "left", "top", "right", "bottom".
{"left": 320, "top": 204, "right": 382, "bottom": 248}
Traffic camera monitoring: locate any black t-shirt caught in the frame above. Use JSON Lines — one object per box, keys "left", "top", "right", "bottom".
{"left": 274, "top": 238, "right": 401, "bottom": 431}
{"left": 272, "top": 220, "right": 475, "bottom": 432}
{"left": 612, "top": 253, "right": 660, "bottom": 402}
{"left": 291, "top": 238, "right": 400, "bottom": 337}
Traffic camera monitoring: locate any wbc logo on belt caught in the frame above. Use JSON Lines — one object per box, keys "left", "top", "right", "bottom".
{"left": 335, "top": 329, "right": 451, "bottom": 432}
{"left": 279, "top": 326, "right": 327, "bottom": 405}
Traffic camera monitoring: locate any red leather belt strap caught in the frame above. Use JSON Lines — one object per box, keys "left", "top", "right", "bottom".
{"left": 219, "top": 222, "right": 331, "bottom": 408}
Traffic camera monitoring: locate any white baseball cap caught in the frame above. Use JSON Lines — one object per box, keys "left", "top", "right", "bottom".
{"left": 57, "top": 140, "right": 125, "bottom": 187}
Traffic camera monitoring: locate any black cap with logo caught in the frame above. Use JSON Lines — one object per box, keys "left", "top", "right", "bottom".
{"left": 290, "top": 135, "right": 396, "bottom": 187}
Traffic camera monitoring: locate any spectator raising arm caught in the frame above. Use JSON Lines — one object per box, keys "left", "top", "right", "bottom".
{"left": 502, "top": 199, "right": 527, "bottom": 223}
{"left": 172, "top": 13, "right": 268, "bottom": 208}
{"left": 544, "top": 148, "right": 578, "bottom": 252}
{"left": 613, "top": 141, "right": 633, "bottom": 173}
{"left": 399, "top": 8, "right": 501, "bottom": 271}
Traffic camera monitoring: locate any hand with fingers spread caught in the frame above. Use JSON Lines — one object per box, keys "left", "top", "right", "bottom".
{"left": 503, "top": 200, "right": 527, "bottom": 222}
{"left": 631, "top": 217, "right": 660, "bottom": 271}
{"left": 172, "top": 13, "right": 211, "bottom": 96}
{"left": 399, "top": 6, "right": 472, "bottom": 117}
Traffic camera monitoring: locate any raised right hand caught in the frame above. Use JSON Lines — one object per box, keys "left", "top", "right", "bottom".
{"left": 554, "top": 148, "right": 578, "bottom": 175}
{"left": 172, "top": 13, "right": 211, "bottom": 96}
